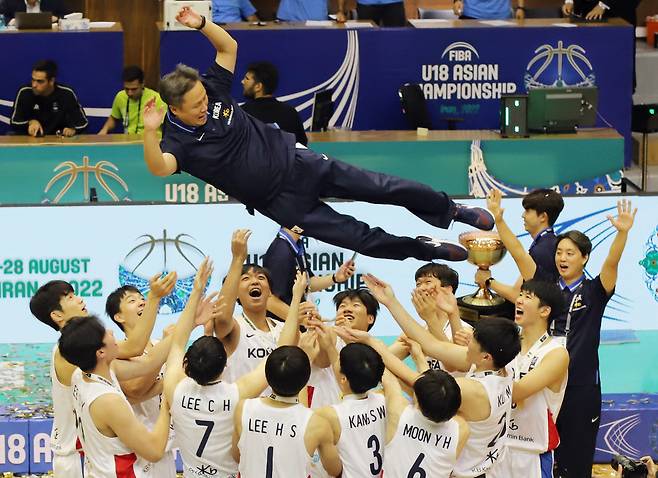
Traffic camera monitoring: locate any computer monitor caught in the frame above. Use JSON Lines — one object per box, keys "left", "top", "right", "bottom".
{"left": 311, "top": 90, "right": 333, "bottom": 132}
{"left": 527, "top": 86, "right": 598, "bottom": 133}
{"left": 15, "top": 12, "right": 53, "bottom": 29}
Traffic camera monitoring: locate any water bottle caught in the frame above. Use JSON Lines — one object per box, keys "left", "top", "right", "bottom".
{"left": 0, "top": 15, "right": 6, "bottom": 29}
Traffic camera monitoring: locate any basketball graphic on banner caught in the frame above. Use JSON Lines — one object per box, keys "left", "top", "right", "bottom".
{"left": 118, "top": 229, "right": 208, "bottom": 314}
{"left": 524, "top": 40, "right": 596, "bottom": 89}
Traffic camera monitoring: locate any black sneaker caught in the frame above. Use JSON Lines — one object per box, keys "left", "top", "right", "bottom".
{"left": 416, "top": 236, "right": 468, "bottom": 261}
{"left": 453, "top": 204, "right": 495, "bottom": 231}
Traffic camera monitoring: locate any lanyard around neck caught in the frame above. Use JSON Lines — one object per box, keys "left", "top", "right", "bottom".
{"left": 124, "top": 95, "right": 143, "bottom": 133}
{"left": 277, "top": 228, "right": 308, "bottom": 272}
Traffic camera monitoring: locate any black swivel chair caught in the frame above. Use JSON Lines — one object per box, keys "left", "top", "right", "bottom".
{"left": 398, "top": 84, "right": 463, "bottom": 130}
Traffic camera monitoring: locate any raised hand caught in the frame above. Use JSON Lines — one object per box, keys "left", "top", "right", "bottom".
{"left": 149, "top": 271, "right": 178, "bottom": 298}
{"left": 311, "top": 320, "right": 337, "bottom": 352}
{"left": 195, "top": 291, "right": 220, "bottom": 325}
{"left": 334, "top": 259, "right": 356, "bottom": 283}
{"left": 175, "top": 6, "right": 204, "bottom": 29}
{"left": 298, "top": 301, "right": 320, "bottom": 327}
{"left": 362, "top": 274, "right": 395, "bottom": 306}
{"left": 453, "top": 328, "right": 473, "bottom": 347}
{"left": 299, "top": 331, "right": 320, "bottom": 362}
{"left": 334, "top": 325, "right": 371, "bottom": 345}
{"left": 400, "top": 335, "right": 425, "bottom": 363}
{"left": 486, "top": 188, "right": 504, "bottom": 222}
{"left": 230, "top": 229, "right": 251, "bottom": 261}
{"left": 193, "top": 257, "right": 213, "bottom": 292}
{"left": 411, "top": 289, "right": 438, "bottom": 320}
{"left": 143, "top": 98, "right": 166, "bottom": 132}
{"left": 292, "top": 271, "right": 309, "bottom": 300}
{"left": 435, "top": 287, "right": 459, "bottom": 316}
{"left": 607, "top": 199, "right": 637, "bottom": 233}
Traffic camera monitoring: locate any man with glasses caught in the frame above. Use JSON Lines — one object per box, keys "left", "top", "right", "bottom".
{"left": 99, "top": 65, "right": 166, "bottom": 136}
{"left": 10, "top": 59, "right": 87, "bottom": 137}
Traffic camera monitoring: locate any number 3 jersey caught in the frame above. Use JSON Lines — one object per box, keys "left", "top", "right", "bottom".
{"left": 237, "top": 398, "right": 313, "bottom": 478}
{"left": 383, "top": 405, "right": 460, "bottom": 478}
{"left": 453, "top": 368, "right": 514, "bottom": 478}
{"left": 171, "top": 377, "right": 240, "bottom": 478}
{"left": 332, "top": 393, "right": 386, "bottom": 478}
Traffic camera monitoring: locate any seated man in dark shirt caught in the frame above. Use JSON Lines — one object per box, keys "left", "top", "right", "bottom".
{"left": 10, "top": 60, "right": 88, "bottom": 137}
{"left": 241, "top": 61, "right": 308, "bottom": 146}
{"left": 142, "top": 6, "right": 495, "bottom": 263}
{"left": 0, "top": 0, "right": 68, "bottom": 25}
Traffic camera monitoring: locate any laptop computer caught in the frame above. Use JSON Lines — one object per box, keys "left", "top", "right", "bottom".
{"left": 15, "top": 12, "right": 54, "bottom": 30}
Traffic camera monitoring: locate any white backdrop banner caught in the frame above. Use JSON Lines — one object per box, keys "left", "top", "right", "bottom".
{"left": 1, "top": 195, "right": 657, "bottom": 343}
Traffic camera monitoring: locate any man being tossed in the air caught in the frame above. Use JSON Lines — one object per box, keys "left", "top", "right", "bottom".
{"left": 143, "top": 6, "right": 494, "bottom": 263}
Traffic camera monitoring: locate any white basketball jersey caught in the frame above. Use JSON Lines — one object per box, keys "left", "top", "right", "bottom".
{"left": 333, "top": 393, "right": 386, "bottom": 478}
{"left": 71, "top": 368, "right": 146, "bottom": 478}
{"left": 453, "top": 368, "right": 513, "bottom": 477}
{"left": 172, "top": 377, "right": 240, "bottom": 478}
{"left": 307, "top": 365, "right": 341, "bottom": 409}
{"left": 383, "top": 405, "right": 460, "bottom": 478}
{"left": 223, "top": 314, "right": 282, "bottom": 383}
{"left": 238, "top": 398, "right": 313, "bottom": 478}
{"left": 50, "top": 345, "right": 79, "bottom": 456}
{"left": 426, "top": 320, "right": 473, "bottom": 374}
{"left": 507, "top": 336, "right": 567, "bottom": 453}
{"left": 130, "top": 357, "right": 176, "bottom": 477}
{"left": 306, "top": 336, "right": 346, "bottom": 410}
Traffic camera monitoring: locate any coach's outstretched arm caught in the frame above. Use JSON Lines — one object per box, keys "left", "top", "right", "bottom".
{"left": 142, "top": 6, "right": 239, "bottom": 178}
{"left": 176, "top": 6, "right": 238, "bottom": 73}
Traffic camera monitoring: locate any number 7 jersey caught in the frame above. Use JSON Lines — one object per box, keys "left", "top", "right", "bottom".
{"left": 171, "top": 377, "right": 240, "bottom": 478}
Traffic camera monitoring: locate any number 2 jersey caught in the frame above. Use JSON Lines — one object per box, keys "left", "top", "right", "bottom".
{"left": 171, "top": 377, "right": 240, "bottom": 478}
{"left": 453, "top": 367, "right": 514, "bottom": 477}
{"left": 383, "top": 405, "right": 460, "bottom": 478}
{"left": 333, "top": 393, "right": 386, "bottom": 478}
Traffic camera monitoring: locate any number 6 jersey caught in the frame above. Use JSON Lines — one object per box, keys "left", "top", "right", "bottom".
{"left": 383, "top": 405, "right": 460, "bottom": 478}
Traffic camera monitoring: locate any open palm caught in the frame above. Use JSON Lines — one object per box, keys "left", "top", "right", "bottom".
{"left": 607, "top": 199, "right": 637, "bottom": 233}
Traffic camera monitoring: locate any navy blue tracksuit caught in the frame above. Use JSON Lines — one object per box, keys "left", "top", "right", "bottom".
{"left": 161, "top": 62, "right": 455, "bottom": 260}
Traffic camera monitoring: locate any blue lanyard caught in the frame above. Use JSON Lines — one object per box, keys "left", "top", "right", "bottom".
{"left": 277, "top": 228, "right": 308, "bottom": 272}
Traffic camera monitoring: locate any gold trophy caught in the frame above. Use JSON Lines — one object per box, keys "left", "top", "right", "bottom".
{"left": 457, "top": 231, "right": 508, "bottom": 320}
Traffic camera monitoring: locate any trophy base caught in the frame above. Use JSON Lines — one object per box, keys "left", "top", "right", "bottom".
{"left": 457, "top": 296, "right": 512, "bottom": 323}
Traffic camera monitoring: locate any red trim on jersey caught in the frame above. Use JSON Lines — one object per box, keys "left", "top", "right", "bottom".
{"left": 547, "top": 409, "right": 560, "bottom": 451}
{"left": 114, "top": 452, "right": 138, "bottom": 477}
{"left": 76, "top": 437, "right": 85, "bottom": 457}
{"left": 307, "top": 385, "right": 316, "bottom": 407}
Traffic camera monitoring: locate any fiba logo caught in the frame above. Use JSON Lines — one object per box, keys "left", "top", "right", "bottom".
{"left": 524, "top": 40, "right": 595, "bottom": 89}
{"left": 119, "top": 229, "right": 208, "bottom": 314}
{"left": 441, "top": 42, "right": 480, "bottom": 62}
